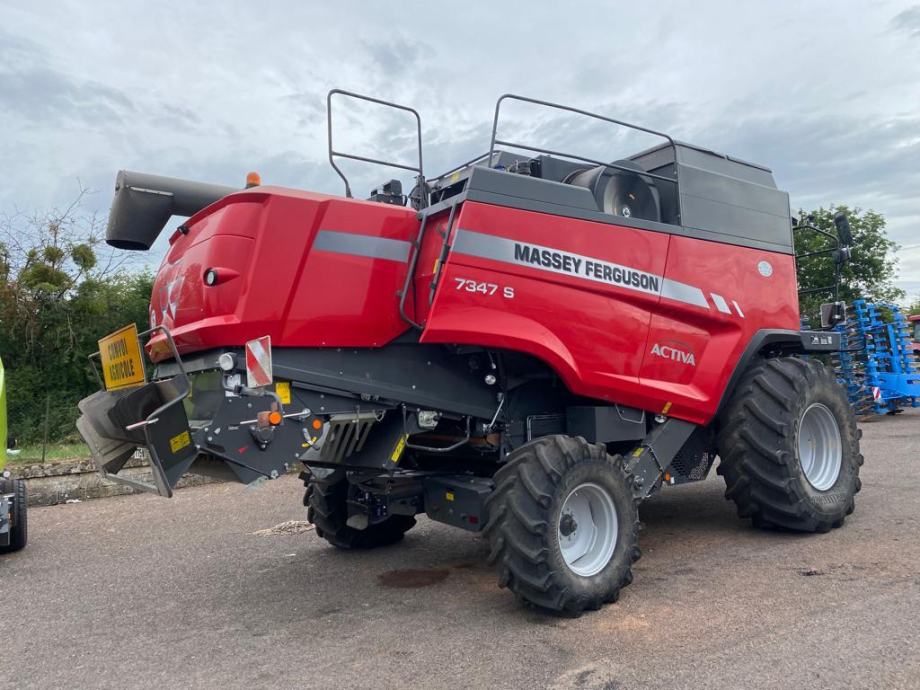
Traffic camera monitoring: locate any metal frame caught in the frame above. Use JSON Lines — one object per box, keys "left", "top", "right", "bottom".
{"left": 487, "top": 94, "right": 682, "bottom": 219}
{"left": 793, "top": 221, "right": 845, "bottom": 300}
{"left": 327, "top": 89, "right": 425, "bottom": 200}
{"left": 89, "top": 325, "right": 190, "bottom": 405}
{"left": 403, "top": 408, "right": 471, "bottom": 453}
{"left": 88, "top": 325, "right": 192, "bottom": 497}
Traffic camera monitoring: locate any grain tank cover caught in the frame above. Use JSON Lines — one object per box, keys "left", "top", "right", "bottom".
{"left": 630, "top": 142, "right": 793, "bottom": 253}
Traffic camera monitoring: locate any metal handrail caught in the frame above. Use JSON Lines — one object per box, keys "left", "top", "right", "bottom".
{"left": 793, "top": 222, "right": 847, "bottom": 302}
{"left": 429, "top": 202, "right": 459, "bottom": 304}
{"left": 397, "top": 212, "right": 429, "bottom": 331}
{"left": 327, "top": 89, "right": 424, "bottom": 200}
{"left": 490, "top": 140, "right": 678, "bottom": 185}
{"left": 487, "top": 94, "right": 682, "bottom": 220}
{"left": 397, "top": 199, "right": 462, "bottom": 330}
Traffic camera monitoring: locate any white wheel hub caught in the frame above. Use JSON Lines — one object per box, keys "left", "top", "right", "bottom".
{"left": 557, "top": 482, "right": 618, "bottom": 577}
{"left": 798, "top": 402, "right": 843, "bottom": 491}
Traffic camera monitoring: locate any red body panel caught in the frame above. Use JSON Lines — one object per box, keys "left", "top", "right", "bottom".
{"left": 147, "top": 188, "right": 418, "bottom": 359}
{"left": 637, "top": 235, "right": 799, "bottom": 421}
{"left": 422, "top": 202, "right": 668, "bottom": 407}
{"left": 148, "top": 189, "right": 799, "bottom": 425}
{"left": 420, "top": 202, "right": 799, "bottom": 424}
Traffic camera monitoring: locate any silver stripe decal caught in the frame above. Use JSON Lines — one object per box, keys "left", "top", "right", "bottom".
{"left": 660, "top": 279, "right": 710, "bottom": 309}
{"left": 711, "top": 293, "right": 731, "bottom": 314}
{"left": 453, "top": 228, "right": 713, "bottom": 310}
{"left": 314, "top": 230, "right": 411, "bottom": 262}
{"left": 732, "top": 300, "right": 745, "bottom": 318}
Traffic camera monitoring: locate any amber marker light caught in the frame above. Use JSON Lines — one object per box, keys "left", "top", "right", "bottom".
{"left": 245, "top": 171, "right": 262, "bottom": 188}
{"left": 268, "top": 411, "right": 283, "bottom": 426}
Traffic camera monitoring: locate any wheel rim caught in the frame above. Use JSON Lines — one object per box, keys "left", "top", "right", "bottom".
{"left": 797, "top": 403, "right": 843, "bottom": 491}
{"left": 557, "top": 482, "right": 618, "bottom": 577}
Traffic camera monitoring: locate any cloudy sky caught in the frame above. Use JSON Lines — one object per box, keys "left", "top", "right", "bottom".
{"left": 2, "top": 1, "right": 919, "bottom": 293}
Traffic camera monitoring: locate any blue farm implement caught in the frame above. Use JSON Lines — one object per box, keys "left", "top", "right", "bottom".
{"left": 834, "top": 300, "right": 920, "bottom": 415}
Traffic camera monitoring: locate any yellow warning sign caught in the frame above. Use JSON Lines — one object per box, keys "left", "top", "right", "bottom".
{"left": 275, "top": 381, "right": 292, "bottom": 405}
{"left": 390, "top": 434, "right": 408, "bottom": 463}
{"left": 169, "top": 430, "right": 191, "bottom": 454}
{"left": 98, "top": 324, "right": 146, "bottom": 391}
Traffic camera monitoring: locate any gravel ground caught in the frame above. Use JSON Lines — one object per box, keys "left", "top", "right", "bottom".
{"left": 2, "top": 409, "right": 919, "bottom": 689}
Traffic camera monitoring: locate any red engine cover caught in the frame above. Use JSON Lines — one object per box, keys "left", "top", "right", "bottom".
{"left": 147, "top": 187, "right": 419, "bottom": 360}
{"left": 148, "top": 189, "right": 799, "bottom": 425}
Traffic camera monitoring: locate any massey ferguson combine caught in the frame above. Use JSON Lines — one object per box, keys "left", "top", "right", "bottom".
{"left": 77, "top": 91, "right": 862, "bottom": 613}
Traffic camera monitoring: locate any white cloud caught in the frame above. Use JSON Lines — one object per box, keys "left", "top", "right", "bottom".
{"left": 1, "top": 0, "right": 918, "bottom": 288}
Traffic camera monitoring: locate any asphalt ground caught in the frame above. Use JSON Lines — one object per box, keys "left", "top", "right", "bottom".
{"left": 2, "top": 409, "right": 919, "bottom": 689}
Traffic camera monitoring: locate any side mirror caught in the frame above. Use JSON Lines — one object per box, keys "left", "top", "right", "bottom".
{"left": 834, "top": 211, "right": 853, "bottom": 247}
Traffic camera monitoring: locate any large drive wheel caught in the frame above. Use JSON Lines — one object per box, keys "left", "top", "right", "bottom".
{"left": 303, "top": 474, "right": 416, "bottom": 550}
{"left": 484, "top": 435, "right": 640, "bottom": 614}
{"left": 0, "top": 478, "right": 27, "bottom": 554}
{"left": 716, "top": 356, "right": 862, "bottom": 532}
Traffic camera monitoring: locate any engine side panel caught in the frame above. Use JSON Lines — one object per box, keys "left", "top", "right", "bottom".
{"left": 422, "top": 201, "right": 799, "bottom": 425}
{"left": 638, "top": 234, "right": 799, "bottom": 422}
{"left": 147, "top": 188, "right": 418, "bottom": 360}
{"left": 422, "top": 201, "right": 668, "bottom": 410}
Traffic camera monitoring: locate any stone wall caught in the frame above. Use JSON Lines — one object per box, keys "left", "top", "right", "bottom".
{"left": 18, "top": 454, "right": 222, "bottom": 506}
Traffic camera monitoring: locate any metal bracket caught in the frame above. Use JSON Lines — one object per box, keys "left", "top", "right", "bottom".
{"left": 86, "top": 325, "right": 194, "bottom": 498}
{"left": 402, "top": 407, "right": 471, "bottom": 453}
{"left": 626, "top": 418, "right": 696, "bottom": 500}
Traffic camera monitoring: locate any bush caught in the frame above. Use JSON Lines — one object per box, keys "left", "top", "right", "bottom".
{"left": 0, "top": 196, "right": 152, "bottom": 443}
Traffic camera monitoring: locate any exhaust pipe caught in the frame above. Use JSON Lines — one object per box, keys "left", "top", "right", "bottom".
{"left": 106, "top": 170, "right": 238, "bottom": 250}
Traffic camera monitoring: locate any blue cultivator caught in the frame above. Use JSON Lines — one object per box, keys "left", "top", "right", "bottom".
{"left": 833, "top": 300, "right": 920, "bottom": 415}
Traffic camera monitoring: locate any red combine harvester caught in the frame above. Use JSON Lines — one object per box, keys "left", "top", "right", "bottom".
{"left": 78, "top": 92, "right": 862, "bottom": 613}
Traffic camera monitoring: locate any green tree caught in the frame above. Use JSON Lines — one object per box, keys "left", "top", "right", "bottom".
{"left": 0, "top": 194, "right": 152, "bottom": 444}
{"left": 794, "top": 205, "right": 903, "bottom": 324}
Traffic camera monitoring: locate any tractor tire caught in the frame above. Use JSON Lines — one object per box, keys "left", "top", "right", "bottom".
{"left": 716, "top": 356, "right": 862, "bottom": 532}
{"left": 303, "top": 475, "right": 416, "bottom": 550}
{"left": 484, "top": 435, "right": 640, "bottom": 615}
{"left": 0, "top": 478, "right": 27, "bottom": 554}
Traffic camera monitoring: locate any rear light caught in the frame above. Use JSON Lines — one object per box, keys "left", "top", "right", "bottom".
{"left": 218, "top": 353, "right": 236, "bottom": 371}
